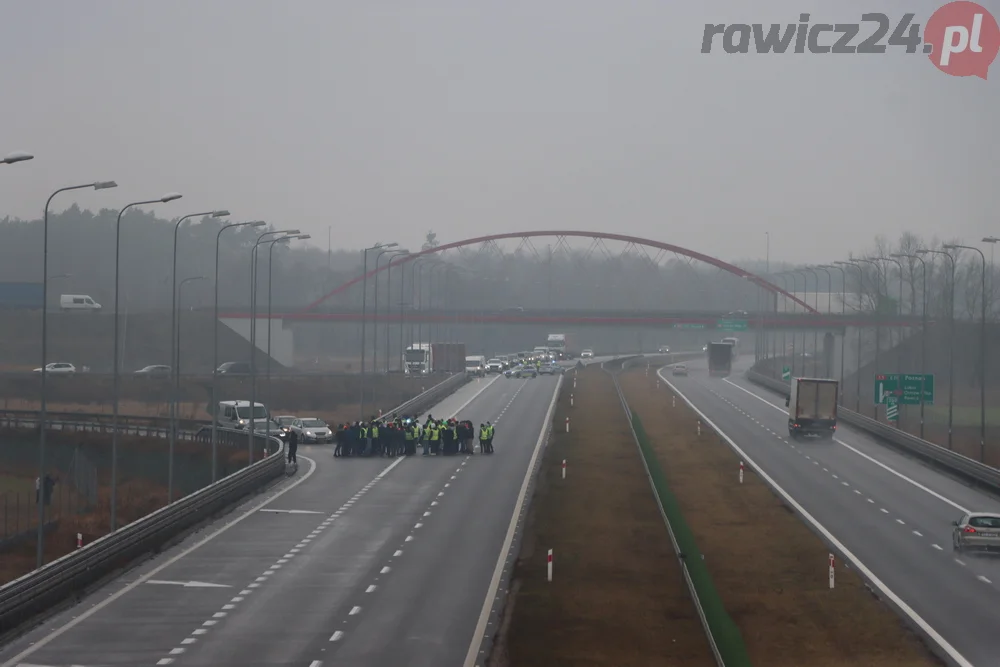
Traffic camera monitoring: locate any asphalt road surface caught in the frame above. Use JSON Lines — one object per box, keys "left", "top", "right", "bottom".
{"left": 0, "top": 372, "right": 563, "bottom": 667}
{"left": 661, "top": 356, "right": 1000, "bottom": 667}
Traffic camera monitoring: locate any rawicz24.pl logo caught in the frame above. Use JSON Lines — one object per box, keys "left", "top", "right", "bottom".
{"left": 700, "top": 1, "right": 1000, "bottom": 79}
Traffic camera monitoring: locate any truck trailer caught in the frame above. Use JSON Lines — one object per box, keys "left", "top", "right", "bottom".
{"left": 785, "top": 377, "right": 839, "bottom": 439}
{"left": 707, "top": 342, "right": 732, "bottom": 377}
{"left": 403, "top": 342, "right": 467, "bottom": 374}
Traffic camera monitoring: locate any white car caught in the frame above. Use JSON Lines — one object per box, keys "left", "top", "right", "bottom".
{"left": 486, "top": 359, "right": 504, "bottom": 373}
{"left": 290, "top": 417, "right": 333, "bottom": 443}
{"left": 658, "top": 346, "right": 670, "bottom": 353}
{"left": 581, "top": 349, "right": 594, "bottom": 358}
{"left": 33, "top": 362, "right": 76, "bottom": 374}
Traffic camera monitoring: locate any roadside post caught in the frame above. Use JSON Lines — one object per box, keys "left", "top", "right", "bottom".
{"left": 672, "top": 394, "right": 676, "bottom": 408}
{"left": 697, "top": 419, "right": 701, "bottom": 436}
{"left": 565, "top": 417, "right": 570, "bottom": 433}
{"left": 570, "top": 394, "right": 574, "bottom": 407}
{"left": 829, "top": 553, "right": 835, "bottom": 589}
{"left": 739, "top": 461, "right": 744, "bottom": 484}
{"left": 547, "top": 549, "right": 553, "bottom": 582}
{"left": 562, "top": 459, "right": 566, "bottom": 479}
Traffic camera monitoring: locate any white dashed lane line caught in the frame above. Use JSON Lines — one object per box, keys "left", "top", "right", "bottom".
{"left": 701, "top": 386, "right": 998, "bottom": 590}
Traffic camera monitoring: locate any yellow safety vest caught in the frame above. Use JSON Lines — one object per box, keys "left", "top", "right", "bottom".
{"left": 480, "top": 428, "right": 489, "bottom": 441}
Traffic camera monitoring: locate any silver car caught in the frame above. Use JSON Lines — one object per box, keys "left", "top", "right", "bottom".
{"left": 290, "top": 417, "right": 333, "bottom": 443}
{"left": 953, "top": 512, "right": 1000, "bottom": 552}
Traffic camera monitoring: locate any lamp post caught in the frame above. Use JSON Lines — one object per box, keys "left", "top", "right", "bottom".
{"left": 36, "top": 179, "right": 117, "bottom": 567}
{"left": 382, "top": 250, "right": 410, "bottom": 373}
{"left": 774, "top": 272, "right": 793, "bottom": 371}
{"left": 944, "top": 243, "right": 987, "bottom": 461}
{"left": 414, "top": 261, "right": 425, "bottom": 355}
{"left": 891, "top": 253, "right": 928, "bottom": 439}
{"left": 853, "top": 259, "right": 882, "bottom": 418}
{"left": 210, "top": 220, "right": 266, "bottom": 483}
{"left": 2, "top": 151, "right": 33, "bottom": 165}
{"left": 836, "top": 261, "right": 864, "bottom": 412}
{"left": 248, "top": 229, "right": 299, "bottom": 462}
{"left": 266, "top": 234, "right": 310, "bottom": 441}
{"left": 985, "top": 237, "right": 998, "bottom": 321}
{"left": 821, "top": 264, "right": 847, "bottom": 404}
{"left": 917, "top": 249, "right": 955, "bottom": 449}
{"left": 111, "top": 193, "right": 183, "bottom": 532}
{"left": 360, "top": 243, "right": 396, "bottom": 420}
{"left": 385, "top": 251, "right": 411, "bottom": 372}
{"left": 804, "top": 267, "right": 821, "bottom": 372}
{"left": 789, "top": 270, "right": 807, "bottom": 376}
{"left": 813, "top": 265, "right": 833, "bottom": 377}
{"left": 167, "top": 275, "right": 206, "bottom": 503}
{"left": 169, "top": 210, "right": 228, "bottom": 502}
{"left": 398, "top": 256, "right": 411, "bottom": 372}
{"left": 882, "top": 255, "right": 905, "bottom": 375}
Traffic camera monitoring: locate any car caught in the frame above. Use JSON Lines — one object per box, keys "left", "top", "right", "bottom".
{"left": 952, "top": 512, "right": 1000, "bottom": 552}
{"left": 290, "top": 417, "right": 333, "bottom": 443}
{"left": 135, "top": 365, "right": 170, "bottom": 376}
{"left": 581, "top": 349, "right": 594, "bottom": 358}
{"left": 254, "top": 420, "right": 288, "bottom": 441}
{"left": 216, "top": 361, "right": 251, "bottom": 375}
{"left": 516, "top": 366, "right": 538, "bottom": 379}
{"left": 486, "top": 359, "right": 504, "bottom": 373}
{"left": 658, "top": 346, "right": 670, "bottom": 354}
{"left": 33, "top": 362, "right": 75, "bottom": 374}
{"left": 671, "top": 364, "right": 688, "bottom": 376}
{"left": 274, "top": 415, "right": 297, "bottom": 435}
{"left": 504, "top": 365, "right": 520, "bottom": 377}
{"left": 538, "top": 364, "right": 556, "bottom": 375}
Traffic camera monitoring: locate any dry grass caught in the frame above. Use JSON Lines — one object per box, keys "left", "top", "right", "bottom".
{"left": 619, "top": 368, "right": 942, "bottom": 667}
{"left": 491, "top": 365, "right": 715, "bottom": 667}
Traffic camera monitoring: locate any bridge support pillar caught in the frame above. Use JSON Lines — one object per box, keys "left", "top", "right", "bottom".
{"left": 219, "top": 317, "right": 295, "bottom": 368}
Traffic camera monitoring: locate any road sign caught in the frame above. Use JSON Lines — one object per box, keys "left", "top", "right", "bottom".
{"left": 885, "top": 396, "right": 899, "bottom": 421}
{"left": 672, "top": 323, "right": 706, "bottom": 329}
{"left": 873, "top": 373, "right": 935, "bottom": 406}
{"left": 781, "top": 366, "right": 791, "bottom": 381}
{"left": 717, "top": 319, "right": 748, "bottom": 331}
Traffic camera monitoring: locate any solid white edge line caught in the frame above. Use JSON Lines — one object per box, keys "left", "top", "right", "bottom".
{"left": 720, "top": 377, "right": 970, "bottom": 514}
{"left": 462, "top": 374, "right": 563, "bottom": 667}
{"left": 0, "top": 454, "right": 319, "bottom": 667}
{"left": 660, "top": 369, "right": 974, "bottom": 667}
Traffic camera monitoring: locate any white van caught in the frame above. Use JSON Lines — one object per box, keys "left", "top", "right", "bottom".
{"left": 216, "top": 400, "right": 270, "bottom": 430}
{"left": 60, "top": 294, "right": 101, "bottom": 311}
{"left": 465, "top": 355, "right": 486, "bottom": 377}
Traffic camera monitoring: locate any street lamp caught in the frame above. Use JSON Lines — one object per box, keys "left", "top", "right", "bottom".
{"left": 882, "top": 255, "right": 905, "bottom": 376}
{"left": 360, "top": 242, "right": 396, "bottom": 421}
{"left": 773, "top": 272, "right": 793, "bottom": 373}
{"left": 891, "top": 253, "right": 928, "bottom": 439}
{"left": 917, "top": 248, "right": 955, "bottom": 449}
{"left": 836, "top": 260, "right": 865, "bottom": 412}
{"left": 248, "top": 229, "right": 299, "bottom": 462}
{"left": 210, "top": 220, "right": 266, "bottom": 482}
{"left": 852, "top": 258, "right": 882, "bottom": 418}
{"left": 944, "top": 243, "right": 987, "bottom": 461}
{"left": 384, "top": 250, "right": 410, "bottom": 373}
{"left": 3, "top": 151, "right": 33, "bottom": 165}
{"left": 984, "top": 237, "right": 998, "bottom": 320}
{"left": 266, "top": 234, "right": 310, "bottom": 440}
{"left": 167, "top": 275, "right": 206, "bottom": 503}
{"left": 169, "top": 210, "right": 228, "bottom": 499}
{"left": 803, "top": 267, "right": 821, "bottom": 373}
{"left": 820, "top": 264, "right": 847, "bottom": 404}
{"left": 812, "top": 265, "right": 834, "bottom": 377}
{"left": 36, "top": 179, "right": 117, "bottom": 567}
{"left": 372, "top": 247, "right": 402, "bottom": 378}
{"left": 111, "top": 192, "right": 183, "bottom": 532}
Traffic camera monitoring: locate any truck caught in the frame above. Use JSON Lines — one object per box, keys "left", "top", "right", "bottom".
{"left": 546, "top": 333, "right": 567, "bottom": 358}
{"left": 0, "top": 282, "right": 44, "bottom": 310}
{"left": 721, "top": 337, "right": 740, "bottom": 359}
{"left": 785, "top": 377, "right": 839, "bottom": 439}
{"left": 403, "top": 342, "right": 467, "bottom": 374}
{"left": 707, "top": 342, "right": 732, "bottom": 377}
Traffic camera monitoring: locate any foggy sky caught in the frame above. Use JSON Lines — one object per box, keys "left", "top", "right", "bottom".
{"left": 1, "top": 0, "right": 997, "bottom": 265}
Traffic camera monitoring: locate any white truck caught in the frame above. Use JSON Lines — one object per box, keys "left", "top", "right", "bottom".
{"left": 546, "top": 333, "right": 567, "bottom": 358}
{"left": 785, "top": 377, "right": 839, "bottom": 440}
{"left": 403, "top": 344, "right": 432, "bottom": 374}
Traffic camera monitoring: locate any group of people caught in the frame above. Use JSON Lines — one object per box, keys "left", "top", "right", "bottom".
{"left": 326, "top": 415, "right": 496, "bottom": 458}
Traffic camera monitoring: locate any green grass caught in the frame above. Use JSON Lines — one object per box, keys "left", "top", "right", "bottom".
{"left": 0, "top": 475, "right": 33, "bottom": 495}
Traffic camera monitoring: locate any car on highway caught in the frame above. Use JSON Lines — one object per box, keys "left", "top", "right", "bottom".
{"left": 134, "top": 364, "right": 170, "bottom": 376}
{"left": 216, "top": 361, "right": 251, "bottom": 375}
{"left": 289, "top": 417, "right": 333, "bottom": 443}
{"left": 671, "top": 363, "right": 688, "bottom": 376}
{"left": 33, "top": 362, "right": 76, "bottom": 374}
{"left": 516, "top": 366, "right": 538, "bottom": 378}
{"left": 254, "top": 420, "right": 288, "bottom": 442}
{"left": 581, "top": 349, "right": 593, "bottom": 358}
{"left": 952, "top": 512, "right": 1000, "bottom": 552}
{"left": 486, "top": 358, "right": 504, "bottom": 374}
{"left": 538, "top": 364, "right": 556, "bottom": 375}
{"left": 274, "top": 415, "right": 297, "bottom": 434}
{"left": 658, "top": 346, "right": 670, "bottom": 353}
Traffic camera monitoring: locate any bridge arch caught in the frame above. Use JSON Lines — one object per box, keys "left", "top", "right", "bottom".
{"left": 300, "top": 231, "right": 816, "bottom": 314}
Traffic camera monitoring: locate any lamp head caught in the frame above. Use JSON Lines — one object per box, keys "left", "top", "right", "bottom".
{"left": 983, "top": 237, "right": 999, "bottom": 244}
{"left": 94, "top": 181, "right": 117, "bottom": 190}
{"left": 249, "top": 220, "right": 266, "bottom": 227}
{"left": 383, "top": 242, "right": 399, "bottom": 249}
{"left": 916, "top": 249, "right": 929, "bottom": 255}
{"left": 2, "top": 151, "right": 33, "bottom": 164}
{"left": 160, "top": 192, "right": 183, "bottom": 203}
{"left": 285, "top": 229, "right": 301, "bottom": 235}
{"left": 294, "top": 234, "right": 311, "bottom": 240}
{"left": 212, "top": 210, "right": 230, "bottom": 218}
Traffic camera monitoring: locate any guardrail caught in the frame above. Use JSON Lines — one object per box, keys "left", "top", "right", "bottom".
{"left": 0, "top": 370, "right": 469, "bottom": 639}
{"left": 0, "top": 409, "right": 205, "bottom": 439}
{"left": 744, "top": 369, "right": 1000, "bottom": 494}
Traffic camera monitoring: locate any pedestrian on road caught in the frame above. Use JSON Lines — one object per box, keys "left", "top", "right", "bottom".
{"left": 287, "top": 429, "right": 299, "bottom": 464}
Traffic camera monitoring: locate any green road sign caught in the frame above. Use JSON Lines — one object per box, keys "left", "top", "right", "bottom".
{"left": 873, "top": 373, "right": 935, "bottom": 406}
{"left": 672, "top": 323, "right": 706, "bottom": 329}
{"left": 717, "top": 319, "right": 748, "bottom": 331}
{"left": 782, "top": 366, "right": 791, "bottom": 381}
{"left": 886, "top": 396, "right": 899, "bottom": 421}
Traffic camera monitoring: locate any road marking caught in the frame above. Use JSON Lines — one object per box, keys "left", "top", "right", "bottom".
{"left": 721, "top": 377, "right": 970, "bottom": 514}
{"left": 881, "top": 508, "right": 889, "bottom": 514}
{"left": 380, "top": 566, "right": 391, "bottom": 574}
{"left": 349, "top": 606, "right": 361, "bottom": 615}
{"left": 0, "top": 454, "right": 320, "bottom": 667}
{"left": 932, "top": 544, "right": 943, "bottom": 550}
{"left": 310, "top": 661, "right": 323, "bottom": 667}
{"left": 258, "top": 509, "right": 324, "bottom": 514}
{"left": 464, "top": 374, "right": 563, "bottom": 667}
{"left": 366, "top": 585, "right": 377, "bottom": 593}
{"left": 661, "top": 370, "right": 975, "bottom": 667}
{"left": 913, "top": 530, "right": 923, "bottom": 537}
{"left": 330, "top": 631, "right": 344, "bottom": 642}
{"left": 393, "top": 550, "right": 403, "bottom": 557}
{"left": 978, "top": 575, "right": 992, "bottom": 584}
{"left": 955, "top": 558, "right": 966, "bottom": 566}
{"left": 896, "top": 519, "right": 906, "bottom": 525}
{"left": 146, "top": 580, "right": 231, "bottom": 588}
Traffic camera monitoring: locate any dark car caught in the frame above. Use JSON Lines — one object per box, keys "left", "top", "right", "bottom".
{"left": 516, "top": 366, "right": 538, "bottom": 379}
{"left": 216, "top": 361, "right": 251, "bottom": 374}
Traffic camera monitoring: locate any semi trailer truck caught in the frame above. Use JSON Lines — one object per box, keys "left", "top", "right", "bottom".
{"left": 785, "top": 377, "right": 839, "bottom": 439}
{"left": 403, "top": 342, "right": 467, "bottom": 374}
{"left": 707, "top": 342, "right": 732, "bottom": 377}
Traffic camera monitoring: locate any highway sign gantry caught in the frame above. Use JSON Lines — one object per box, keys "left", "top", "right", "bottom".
{"left": 873, "top": 373, "right": 934, "bottom": 406}
{"left": 672, "top": 323, "right": 706, "bottom": 329}
{"left": 717, "top": 319, "right": 748, "bottom": 331}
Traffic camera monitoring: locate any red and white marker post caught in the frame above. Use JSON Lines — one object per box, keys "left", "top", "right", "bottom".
{"left": 570, "top": 394, "right": 574, "bottom": 407}
{"left": 672, "top": 395, "right": 676, "bottom": 408}
{"left": 828, "top": 553, "right": 835, "bottom": 589}
{"left": 573, "top": 377, "right": 577, "bottom": 389}
{"left": 697, "top": 420, "right": 702, "bottom": 436}
{"left": 565, "top": 417, "right": 570, "bottom": 433}
{"left": 76, "top": 532, "right": 83, "bottom": 549}
{"left": 547, "top": 549, "right": 553, "bottom": 581}
{"left": 655, "top": 379, "right": 659, "bottom": 389}
{"left": 562, "top": 459, "right": 566, "bottom": 479}
{"left": 739, "top": 461, "right": 744, "bottom": 484}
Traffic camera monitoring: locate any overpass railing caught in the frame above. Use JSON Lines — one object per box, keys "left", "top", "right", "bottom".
{"left": 744, "top": 368, "right": 1000, "bottom": 494}
{"left": 0, "top": 370, "right": 468, "bottom": 639}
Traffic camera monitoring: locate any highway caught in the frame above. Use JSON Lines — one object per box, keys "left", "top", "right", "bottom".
{"left": 660, "top": 356, "right": 1000, "bottom": 667}
{"left": 0, "top": 371, "right": 563, "bottom": 667}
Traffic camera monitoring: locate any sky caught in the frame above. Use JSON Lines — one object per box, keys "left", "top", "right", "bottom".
{"left": 1, "top": 0, "right": 997, "bottom": 266}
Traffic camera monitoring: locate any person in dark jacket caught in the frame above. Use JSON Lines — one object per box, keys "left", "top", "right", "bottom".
{"left": 287, "top": 429, "right": 299, "bottom": 464}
